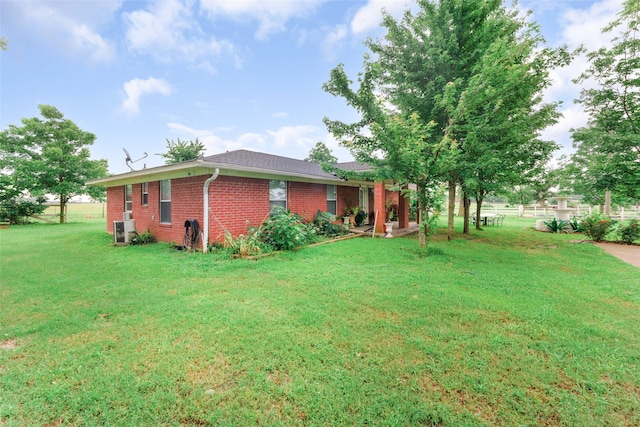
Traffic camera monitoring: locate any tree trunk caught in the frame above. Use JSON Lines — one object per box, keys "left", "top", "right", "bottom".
{"left": 417, "top": 185, "right": 427, "bottom": 249}
{"left": 475, "top": 195, "right": 484, "bottom": 230}
{"left": 59, "top": 199, "right": 66, "bottom": 224}
{"left": 463, "top": 192, "right": 470, "bottom": 234}
{"left": 458, "top": 190, "right": 465, "bottom": 217}
{"left": 447, "top": 179, "right": 455, "bottom": 241}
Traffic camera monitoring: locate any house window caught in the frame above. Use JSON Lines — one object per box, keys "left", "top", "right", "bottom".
{"left": 141, "top": 182, "right": 148, "bottom": 206}
{"left": 160, "top": 180, "right": 171, "bottom": 223}
{"left": 124, "top": 184, "right": 132, "bottom": 212}
{"left": 327, "top": 185, "right": 337, "bottom": 215}
{"left": 269, "top": 180, "right": 287, "bottom": 212}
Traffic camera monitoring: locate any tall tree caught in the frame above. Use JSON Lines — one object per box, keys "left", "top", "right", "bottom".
{"left": 160, "top": 138, "right": 205, "bottom": 164}
{"left": 368, "top": 0, "right": 514, "bottom": 239}
{"left": 324, "top": 58, "right": 455, "bottom": 248}
{"left": 324, "top": 0, "right": 570, "bottom": 239}
{"left": 452, "top": 19, "right": 571, "bottom": 229}
{"left": 305, "top": 141, "right": 338, "bottom": 168}
{"left": 0, "top": 105, "right": 108, "bottom": 223}
{"left": 570, "top": 0, "right": 640, "bottom": 202}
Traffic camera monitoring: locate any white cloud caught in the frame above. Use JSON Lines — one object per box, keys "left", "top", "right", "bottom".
{"left": 561, "top": 0, "right": 623, "bottom": 52}
{"left": 539, "top": 0, "right": 623, "bottom": 155}
{"left": 122, "top": 77, "right": 174, "bottom": 115}
{"left": 351, "top": 0, "right": 412, "bottom": 35}
{"left": 166, "top": 122, "right": 263, "bottom": 154}
{"left": 321, "top": 24, "right": 348, "bottom": 61}
{"left": 124, "top": 0, "right": 236, "bottom": 64}
{"left": 541, "top": 105, "right": 590, "bottom": 151}
{"left": 272, "top": 111, "right": 289, "bottom": 119}
{"left": 199, "top": 0, "right": 324, "bottom": 40}
{"left": 165, "top": 121, "right": 356, "bottom": 162}
{"left": 2, "top": 0, "right": 118, "bottom": 63}
{"left": 267, "top": 125, "right": 318, "bottom": 148}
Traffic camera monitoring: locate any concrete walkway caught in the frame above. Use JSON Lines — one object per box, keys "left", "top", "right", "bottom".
{"left": 595, "top": 242, "right": 640, "bottom": 269}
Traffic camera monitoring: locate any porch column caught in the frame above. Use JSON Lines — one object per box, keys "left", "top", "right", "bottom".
{"left": 398, "top": 186, "right": 409, "bottom": 228}
{"left": 374, "top": 182, "right": 386, "bottom": 234}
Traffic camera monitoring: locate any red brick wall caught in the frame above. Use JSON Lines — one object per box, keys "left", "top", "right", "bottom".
{"left": 106, "top": 176, "right": 366, "bottom": 244}
{"left": 338, "top": 186, "right": 360, "bottom": 217}
{"left": 288, "top": 182, "right": 327, "bottom": 221}
{"left": 106, "top": 186, "right": 125, "bottom": 233}
{"left": 208, "top": 176, "right": 270, "bottom": 242}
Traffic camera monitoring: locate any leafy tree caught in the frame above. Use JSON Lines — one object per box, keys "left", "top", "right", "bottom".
{"left": 324, "top": 0, "right": 571, "bottom": 239}
{"left": 0, "top": 37, "right": 7, "bottom": 51}
{"left": 365, "top": 0, "right": 514, "bottom": 239}
{"left": 324, "top": 56, "right": 454, "bottom": 248}
{"left": 304, "top": 141, "right": 337, "bottom": 167}
{"left": 160, "top": 138, "right": 205, "bottom": 164}
{"left": 569, "top": 0, "right": 640, "bottom": 202}
{"left": 452, "top": 21, "right": 572, "bottom": 229}
{"left": 0, "top": 105, "right": 108, "bottom": 223}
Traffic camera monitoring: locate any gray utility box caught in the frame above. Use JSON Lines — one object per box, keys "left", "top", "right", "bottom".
{"left": 113, "top": 219, "right": 136, "bottom": 245}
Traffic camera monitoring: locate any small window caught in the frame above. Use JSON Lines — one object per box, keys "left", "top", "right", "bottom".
{"left": 269, "top": 180, "right": 287, "bottom": 212}
{"left": 160, "top": 180, "right": 171, "bottom": 223}
{"left": 124, "top": 184, "right": 132, "bottom": 212}
{"left": 327, "top": 184, "right": 337, "bottom": 215}
{"left": 141, "top": 182, "right": 148, "bottom": 206}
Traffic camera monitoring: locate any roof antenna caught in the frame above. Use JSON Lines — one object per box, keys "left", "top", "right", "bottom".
{"left": 123, "top": 147, "right": 148, "bottom": 171}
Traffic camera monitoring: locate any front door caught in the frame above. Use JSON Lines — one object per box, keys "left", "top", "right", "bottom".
{"left": 359, "top": 187, "right": 370, "bottom": 225}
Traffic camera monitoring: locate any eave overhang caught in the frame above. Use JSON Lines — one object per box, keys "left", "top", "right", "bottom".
{"left": 87, "top": 160, "right": 373, "bottom": 187}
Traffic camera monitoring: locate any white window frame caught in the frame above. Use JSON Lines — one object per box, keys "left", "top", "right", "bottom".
{"left": 327, "top": 184, "right": 337, "bottom": 215}
{"left": 141, "top": 182, "right": 148, "bottom": 206}
{"left": 269, "top": 180, "right": 287, "bottom": 212}
{"left": 160, "top": 180, "right": 171, "bottom": 224}
{"left": 124, "top": 184, "right": 132, "bottom": 212}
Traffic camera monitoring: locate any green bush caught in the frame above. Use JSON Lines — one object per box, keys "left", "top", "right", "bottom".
{"left": 0, "top": 197, "right": 47, "bottom": 225}
{"left": 259, "top": 208, "right": 318, "bottom": 251}
{"left": 129, "top": 230, "right": 156, "bottom": 245}
{"left": 544, "top": 218, "right": 567, "bottom": 233}
{"left": 314, "top": 210, "right": 349, "bottom": 238}
{"left": 224, "top": 228, "right": 266, "bottom": 257}
{"left": 617, "top": 219, "right": 640, "bottom": 245}
{"left": 580, "top": 213, "right": 616, "bottom": 242}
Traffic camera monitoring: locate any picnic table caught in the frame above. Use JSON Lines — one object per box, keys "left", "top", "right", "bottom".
{"left": 479, "top": 213, "right": 496, "bottom": 226}
{"left": 472, "top": 213, "right": 505, "bottom": 226}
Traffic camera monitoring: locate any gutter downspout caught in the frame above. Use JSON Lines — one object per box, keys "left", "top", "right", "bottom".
{"left": 202, "top": 168, "right": 220, "bottom": 253}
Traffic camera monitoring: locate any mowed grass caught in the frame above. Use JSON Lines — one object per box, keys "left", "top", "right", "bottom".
{"left": 1, "top": 213, "right": 639, "bottom": 426}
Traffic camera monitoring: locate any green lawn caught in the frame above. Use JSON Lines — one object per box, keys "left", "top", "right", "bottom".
{"left": 1, "top": 215, "right": 639, "bottom": 426}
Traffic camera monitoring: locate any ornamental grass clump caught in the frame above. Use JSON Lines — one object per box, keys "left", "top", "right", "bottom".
{"left": 617, "top": 219, "right": 640, "bottom": 244}
{"left": 580, "top": 213, "right": 616, "bottom": 242}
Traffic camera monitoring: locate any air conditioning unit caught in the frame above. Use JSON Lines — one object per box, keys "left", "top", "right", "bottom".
{"left": 123, "top": 211, "right": 132, "bottom": 220}
{"left": 113, "top": 219, "right": 136, "bottom": 245}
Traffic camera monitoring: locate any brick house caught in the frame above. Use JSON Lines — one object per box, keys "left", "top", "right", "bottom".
{"left": 88, "top": 150, "right": 409, "bottom": 249}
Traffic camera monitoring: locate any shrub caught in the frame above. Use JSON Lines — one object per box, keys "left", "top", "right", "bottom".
{"left": 568, "top": 216, "right": 582, "bottom": 232}
{"left": 259, "top": 208, "right": 318, "bottom": 251}
{"left": 129, "top": 230, "right": 156, "bottom": 245}
{"left": 580, "top": 213, "right": 616, "bottom": 242}
{"left": 544, "top": 218, "right": 567, "bottom": 233}
{"left": 224, "top": 228, "right": 266, "bottom": 257}
{"left": 314, "top": 210, "right": 349, "bottom": 238}
{"left": 0, "top": 197, "right": 47, "bottom": 225}
{"left": 617, "top": 219, "right": 640, "bottom": 245}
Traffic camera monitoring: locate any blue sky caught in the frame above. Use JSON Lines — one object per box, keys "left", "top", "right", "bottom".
{"left": 0, "top": 0, "right": 623, "bottom": 174}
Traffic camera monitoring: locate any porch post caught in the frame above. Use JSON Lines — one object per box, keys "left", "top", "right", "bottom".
{"left": 374, "top": 182, "right": 386, "bottom": 235}
{"left": 398, "top": 186, "right": 409, "bottom": 228}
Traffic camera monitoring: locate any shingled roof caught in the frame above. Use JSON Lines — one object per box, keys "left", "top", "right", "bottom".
{"left": 202, "top": 149, "right": 338, "bottom": 179}
{"left": 89, "top": 149, "right": 370, "bottom": 187}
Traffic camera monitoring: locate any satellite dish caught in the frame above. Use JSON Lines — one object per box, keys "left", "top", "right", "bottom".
{"left": 123, "top": 147, "right": 148, "bottom": 171}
